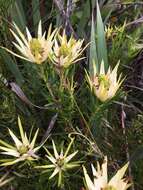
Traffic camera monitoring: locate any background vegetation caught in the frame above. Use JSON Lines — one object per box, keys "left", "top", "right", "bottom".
{"left": 1, "top": 0, "right": 143, "bottom": 189}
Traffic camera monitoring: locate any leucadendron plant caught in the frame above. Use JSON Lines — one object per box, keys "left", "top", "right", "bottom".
{"left": 0, "top": 0, "right": 136, "bottom": 189}
{"left": 48, "top": 29, "right": 87, "bottom": 94}
{"left": 36, "top": 136, "right": 80, "bottom": 187}
{"left": 0, "top": 117, "right": 40, "bottom": 166}
{"left": 83, "top": 156, "right": 131, "bottom": 190}
{"left": 51, "top": 30, "right": 85, "bottom": 71}
{"left": 2, "top": 21, "right": 57, "bottom": 64}
{"left": 88, "top": 1, "right": 123, "bottom": 103}
{"left": 86, "top": 60, "right": 123, "bottom": 102}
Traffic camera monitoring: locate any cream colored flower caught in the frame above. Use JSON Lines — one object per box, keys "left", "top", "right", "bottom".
{"left": 105, "top": 23, "right": 126, "bottom": 39}
{"left": 83, "top": 157, "right": 131, "bottom": 190}
{"left": 0, "top": 117, "right": 40, "bottom": 166}
{"left": 51, "top": 31, "right": 85, "bottom": 69}
{"left": 3, "top": 21, "right": 57, "bottom": 64}
{"left": 105, "top": 24, "right": 114, "bottom": 39}
{"left": 86, "top": 60, "right": 123, "bottom": 102}
{"left": 36, "top": 137, "right": 79, "bottom": 186}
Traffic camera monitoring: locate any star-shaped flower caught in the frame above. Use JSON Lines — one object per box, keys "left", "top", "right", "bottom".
{"left": 83, "top": 157, "right": 131, "bottom": 190}
{"left": 0, "top": 117, "right": 40, "bottom": 166}
{"left": 2, "top": 21, "right": 57, "bottom": 64}
{"left": 51, "top": 31, "right": 86, "bottom": 69}
{"left": 86, "top": 60, "right": 123, "bottom": 102}
{"left": 36, "top": 137, "right": 79, "bottom": 186}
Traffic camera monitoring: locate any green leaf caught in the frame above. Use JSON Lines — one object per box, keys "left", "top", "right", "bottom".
{"left": 130, "top": 146, "right": 143, "bottom": 163}
{"left": 91, "top": 0, "right": 96, "bottom": 10}
{"left": 96, "top": 0, "right": 108, "bottom": 71}
{"left": 0, "top": 49, "right": 24, "bottom": 85}
{"left": 77, "top": 1, "right": 90, "bottom": 37}
{"left": 32, "top": 0, "right": 41, "bottom": 29}
{"left": 10, "top": 0, "right": 26, "bottom": 30}
{"left": 89, "top": 14, "right": 98, "bottom": 76}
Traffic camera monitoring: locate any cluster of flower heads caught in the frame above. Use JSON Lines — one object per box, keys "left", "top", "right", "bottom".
{"left": 3, "top": 21, "right": 123, "bottom": 102}
{"left": 0, "top": 117, "right": 131, "bottom": 189}
{"left": 4, "top": 21, "right": 84, "bottom": 68}
{"left": 0, "top": 118, "right": 131, "bottom": 189}
{"left": 0, "top": 118, "right": 80, "bottom": 187}
{"left": 0, "top": 22, "right": 127, "bottom": 188}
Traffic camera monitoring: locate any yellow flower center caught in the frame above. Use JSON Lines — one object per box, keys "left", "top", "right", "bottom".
{"left": 98, "top": 74, "right": 110, "bottom": 89}
{"left": 103, "top": 186, "right": 116, "bottom": 190}
{"left": 18, "top": 145, "right": 29, "bottom": 155}
{"left": 59, "top": 38, "right": 76, "bottom": 58}
{"left": 30, "top": 38, "right": 44, "bottom": 63}
{"left": 59, "top": 45, "right": 70, "bottom": 57}
{"left": 56, "top": 157, "right": 65, "bottom": 168}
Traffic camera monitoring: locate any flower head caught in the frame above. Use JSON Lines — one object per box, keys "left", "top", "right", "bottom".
{"left": 105, "top": 23, "right": 126, "bottom": 40}
{"left": 36, "top": 137, "right": 79, "bottom": 186}
{"left": 51, "top": 31, "right": 85, "bottom": 69}
{"left": 0, "top": 117, "right": 40, "bottom": 166}
{"left": 3, "top": 21, "right": 57, "bottom": 64}
{"left": 83, "top": 157, "right": 131, "bottom": 190}
{"left": 86, "top": 60, "right": 123, "bottom": 102}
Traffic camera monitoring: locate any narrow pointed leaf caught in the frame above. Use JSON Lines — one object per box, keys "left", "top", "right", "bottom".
{"left": 65, "top": 151, "right": 78, "bottom": 163}
{"left": 96, "top": 0, "right": 108, "bottom": 71}
{"left": 30, "top": 129, "right": 39, "bottom": 149}
{"left": 89, "top": 14, "right": 98, "bottom": 75}
{"left": 32, "top": 0, "right": 41, "bottom": 30}
{"left": 49, "top": 168, "right": 60, "bottom": 179}
{"left": 18, "top": 117, "right": 25, "bottom": 144}
{"left": 10, "top": 0, "right": 27, "bottom": 30}
{"left": 0, "top": 49, "right": 24, "bottom": 85}
{"left": 52, "top": 140, "right": 59, "bottom": 159}
{"left": 0, "top": 140, "right": 15, "bottom": 149}
{"left": 8, "top": 129, "right": 22, "bottom": 148}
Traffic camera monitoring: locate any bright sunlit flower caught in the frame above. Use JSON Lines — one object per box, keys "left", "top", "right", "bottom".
{"left": 3, "top": 21, "right": 57, "bottom": 64}
{"left": 0, "top": 117, "right": 40, "bottom": 166}
{"left": 86, "top": 60, "right": 123, "bottom": 102}
{"left": 51, "top": 31, "right": 85, "bottom": 69}
{"left": 83, "top": 157, "right": 131, "bottom": 190}
{"left": 36, "top": 137, "right": 79, "bottom": 187}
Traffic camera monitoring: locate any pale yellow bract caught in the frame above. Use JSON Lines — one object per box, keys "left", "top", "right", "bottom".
{"left": 3, "top": 21, "right": 57, "bottom": 64}
{"left": 86, "top": 60, "right": 123, "bottom": 102}
{"left": 83, "top": 156, "right": 131, "bottom": 190}
{"left": 51, "top": 31, "right": 85, "bottom": 69}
